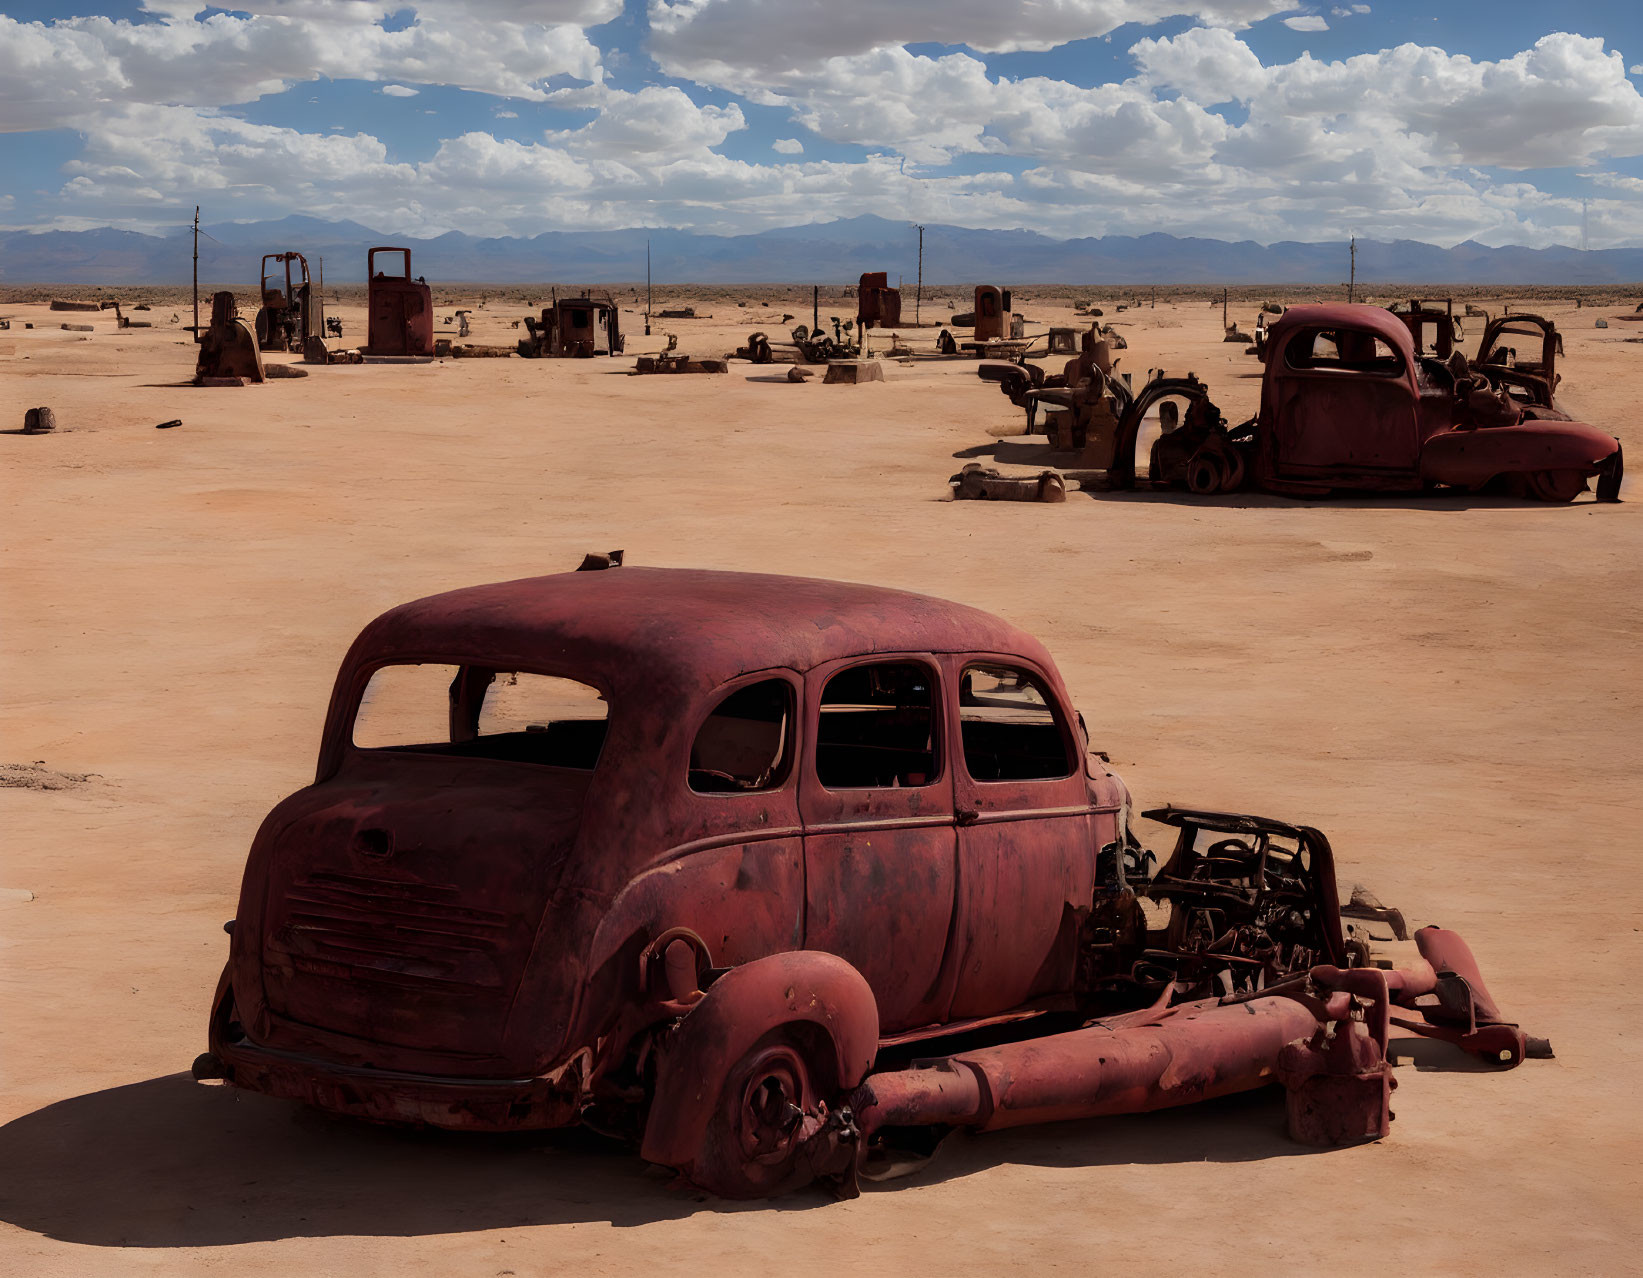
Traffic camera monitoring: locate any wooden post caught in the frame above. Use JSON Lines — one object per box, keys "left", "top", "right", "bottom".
{"left": 1349, "top": 236, "right": 1356, "bottom": 304}
{"left": 645, "top": 239, "right": 651, "bottom": 336}
{"left": 1222, "top": 287, "right": 1228, "bottom": 328}
{"left": 915, "top": 224, "right": 924, "bottom": 326}
{"left": 812, "top": 284, "right": 819, "bottom": 336}
{"left": 192, "top": 205, "right": 200, "bottom": 342}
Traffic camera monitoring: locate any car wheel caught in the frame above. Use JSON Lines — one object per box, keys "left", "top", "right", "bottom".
{"left": 1524, "top": 469, "right": 1588, "bottom": 503}
{"left": 692, "top": 1032, "right": 825, "bottom": 1198}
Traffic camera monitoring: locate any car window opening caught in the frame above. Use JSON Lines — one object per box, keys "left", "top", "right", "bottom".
{"left": 352, "top": 663, "right": 608, "bottom": 769}
{"left": 816, "top": 661, "right": 937, "bottom": 789}
{"left": 1286, "top": 328, "right": 1402, "bottom": 375}
{"left": 959, "top": 664, "right": 1074, "bottom": 781}
{"left": 690, "top": 678, "right": 793, "bottom": 793}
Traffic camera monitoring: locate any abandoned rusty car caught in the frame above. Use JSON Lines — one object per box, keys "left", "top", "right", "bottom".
{"left": 195, "top": 567, "right": 1546, "bottom": 1196}
{"left": 985, "top": 303, "right": 1621, "bottom": 501}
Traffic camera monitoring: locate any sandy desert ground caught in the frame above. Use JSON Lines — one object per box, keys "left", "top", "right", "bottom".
{"left": 2, "top": 288, "right": 1640, "bottom": 1276}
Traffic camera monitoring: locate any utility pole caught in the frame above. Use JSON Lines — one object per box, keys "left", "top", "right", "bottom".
{"left": 316, "top": 254, "right": 324, "bottom": 341}
{"left": 1222, "top": 287, "right": 1228, "bottom": 329}
{"left": 192, "top": 205, "right": 200, "bottom": 342}
{"left": 645, "top": 239, "right": 652, "bottom": 336}
{"left": 812, "top": 284, "right": 819, "bottom": 336}
{"left": 915, "top": 224, "right": 924, "bottom": 326}
{"left": 1348, "top": 235, "right": 1356, "bottom": 304}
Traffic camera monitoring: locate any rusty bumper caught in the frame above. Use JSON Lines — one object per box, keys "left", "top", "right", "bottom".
{"left": 197, "top": 1038, "right": 580, "bottom": 1131}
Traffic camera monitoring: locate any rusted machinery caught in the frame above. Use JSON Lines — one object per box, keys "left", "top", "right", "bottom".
{"left": 517, "top": 294, "right": 624, "bottom": 358}
{"left": 364, "top": 246, "right": 433, "bottom": 357}
{"left": 856, "top": 272, "right": 901, "bottom": 329}
{"left": 950, "top": 463, "right": 1066, "bottom": 502}
{"left": 194, "top": 290, "right": 264, "bottom": 385}
{"left": 255, "top": 251, "right": 314, "bottom": 352}
{"left": 980, "top": 327, "right": 1128, "bottom": 450}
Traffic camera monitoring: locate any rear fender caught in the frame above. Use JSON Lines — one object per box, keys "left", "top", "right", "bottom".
{"left": 1420, "top": 420, "right": 1620, "bottom": 488}
{"left": 638, "top": 951, "right": 879, "bottom": 1173}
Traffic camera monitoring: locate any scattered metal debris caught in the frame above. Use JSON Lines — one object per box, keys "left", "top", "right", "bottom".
{"left": 634, "top": 353, "right": 728, "bottom": 374}
{"left": 49, "top": 299, "right": 102, "bottom": 312}
{"left": 155, "top": 419, "right": 182, "bottom": 430}
{"left": 303, "top": 336, "right": 362, "bottom": 365}
{"left": 22, "top": 407, "right": 56, "bottom": 434}
{"left": 59, "top": 323, "right": 93, "bottom": 333}
{"left": 950, "top": 463, "right": 1066, "bottom": 502}
{"left": 786, "top": 365, "right": 814, "bottom": 382}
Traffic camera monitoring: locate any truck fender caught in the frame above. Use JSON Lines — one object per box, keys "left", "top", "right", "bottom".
{"left": 638, "top": 950, "right": 879, "bottom": 1174}
{"left": 1420, "top": 420, "right": 1620, "bottom": 487}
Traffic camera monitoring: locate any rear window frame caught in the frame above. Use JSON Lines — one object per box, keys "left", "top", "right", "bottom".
{"left": 1282, "top": 326, "right": 1407, "bottom": 378}
{"left": 342, "top": 656, "right": 616, "bottom": 774}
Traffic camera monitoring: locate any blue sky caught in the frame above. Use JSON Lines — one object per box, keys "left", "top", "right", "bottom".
{"left": 1, "top": 1, "right": 1641, "bottom": 245}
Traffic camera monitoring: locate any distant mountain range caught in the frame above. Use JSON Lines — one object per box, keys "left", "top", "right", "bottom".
{"left": 3, "top": 214, "right": 1641, "bottom": 285}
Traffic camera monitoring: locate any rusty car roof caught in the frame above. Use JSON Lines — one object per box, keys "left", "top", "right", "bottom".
{"left": 1268, "top": 303, "right": 1416, "bottom": 359}
{"left": 343, "top": 568, "right": 1053, "bottom": 691}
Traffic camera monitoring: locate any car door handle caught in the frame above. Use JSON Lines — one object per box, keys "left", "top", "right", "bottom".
{"left": 956, "top": 806, "right": 980, "bottom": 826}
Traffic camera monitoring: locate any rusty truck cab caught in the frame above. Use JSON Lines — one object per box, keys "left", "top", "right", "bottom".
{"left": 973, "top": 285, "right": 1013, "bottom": 342}
{"left": 1259, "top": 304, "right": 1429, "bottom": 486}
{"left": 365, "top": 246, "right": 433, "bottom": 356}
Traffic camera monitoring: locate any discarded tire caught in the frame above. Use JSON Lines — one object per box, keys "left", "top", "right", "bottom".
{"left": 23, "top": 407, "right": 56, "bottom": 434}
{"left": 1186, "top": 449, "right": 1224, "bottom": 494}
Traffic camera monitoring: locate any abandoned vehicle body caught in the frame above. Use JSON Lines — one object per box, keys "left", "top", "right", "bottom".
{"left": 1082, "top": 304, "right": 1620, "bottom": 501}
{"left": 518, "top": 295, "right": 624, "bottom": 358}
{"left": 196, "top": 568, "right": 1545, "bottom": 1197}
{"left": 255, "top": 251, "right": 315, "bottom": 353}
{"left": 364, "top": 246, "right": 433, "bottom": 357}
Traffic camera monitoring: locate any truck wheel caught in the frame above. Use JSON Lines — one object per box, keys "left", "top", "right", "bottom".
{"left": 693, "top": 1031, "right": 826, "bottom": 1198}
{"left": 1524, "top": 469, "right": 1588, "bottom": 503}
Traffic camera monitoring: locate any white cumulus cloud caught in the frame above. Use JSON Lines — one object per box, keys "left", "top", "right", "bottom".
{"left": 772, "top": 137, "right": 803, "bottom": 154}
{"left": 1283, "top": 15, "right": 1329, "bottom": 31}
{"left": 380, "top": 83, "right": 419, "bottom": 96}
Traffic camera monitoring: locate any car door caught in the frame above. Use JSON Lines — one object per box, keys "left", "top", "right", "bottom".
{"left": 799, "top": 655, "right": 958, "bottom": 1033}
{"left": 944, "top": 656, "right": 1097, "bottom": 1021}
{"left": 1271, "top": 326, "right": 1420, "bottom": 475}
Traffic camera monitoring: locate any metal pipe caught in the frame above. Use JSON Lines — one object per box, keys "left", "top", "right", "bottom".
{"left": 854, "top": 993, "right": 1325, "bottom": 1138}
